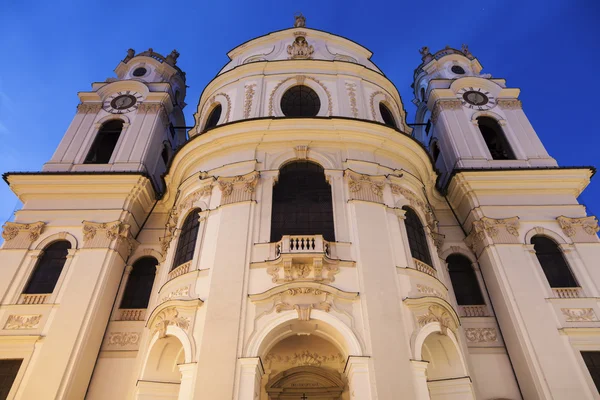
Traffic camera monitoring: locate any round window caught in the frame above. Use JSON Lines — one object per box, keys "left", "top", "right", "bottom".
{"left": 379, "top": 103, "right": 397, "bottom": 128}
{"left": 451, "top": 65, "right": 465, "bottom": 75}
{"left": 280, "top": 85, "right": 321, "bottom": 117}
{"left": 133, "top": 67, "right": 147, "bottom": 77}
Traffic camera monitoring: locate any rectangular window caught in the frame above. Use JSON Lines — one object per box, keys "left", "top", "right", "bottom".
{"left": 582, "top": 351, "right": 600, "bottom": 392}
{"left": 0, "top": 359, "right": 22, "bottom": 400}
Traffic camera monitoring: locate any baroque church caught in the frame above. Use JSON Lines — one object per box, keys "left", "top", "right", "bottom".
{"left": 0, "top": 14, "right": 599, "bottom": 400}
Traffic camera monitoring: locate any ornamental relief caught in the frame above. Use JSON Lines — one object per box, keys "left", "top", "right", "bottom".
{"left": 153, "top": 307, "right": 191, "bottom": 339}
{"left": 273, "top": 288, "right": 333, "bottom": 321}
{"left": 464, "top": 328, "right": 498, "bottom": 343}
{"left": 561, "top": 308, "right": 598, "bottom": 322}
{"left": 496, "top": 99, "right": 522, "bottom": 110}
{"left": 465, "top": 216, "right": 520, "bottom": 255}
{"left": 287, "top": 32, "right": 314, "bottom": 60}
{"left": 345, "top": 170, "right": 386, "bottom": 203}
{"left": 4, "top": 314, "right": 42, "bottom": 330}
{"left": 106, "top": 331, "right": 140, "bottom": 347}
{"left": 416, "top": 284, "right": 446, "bottom": 300}
{"left": 345, "top": 82, "right": 358, "bottom": 118}
{"left": 265, "top": 350, "right": 345, "bottom": 368}
{"left": 267, "top": 258, "right": 340, "bottom": 284}
{"left": 417, "top": 305, "right": 455, "bottom": 335}
{"left": 243, "top": 84, "right": 256, "bottom": 119}
{"left": 160, "top": 286, "right": 191, "bottom": 304}
{"left": 82, "top": 220, "right": 138, "bottom": 258}
{"left": 557, "top": 216, "right": 599, "bottom": 242}
{"left": 2, "top": 221, "right": 45, "bottom": 249}
{"left": 76, "top": 103, "right": 102, "bottom": 113}
{"left": 391, "top": 184, "right": 443, "bottom": 247}
{"left": 431, "top": 99, "right": 462, "bottom": 124}
{"left": 217, "top": 171, "right": 260, "bottom": 205}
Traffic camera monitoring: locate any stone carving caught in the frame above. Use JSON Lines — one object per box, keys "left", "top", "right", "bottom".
{"left": 77, "top": 103, "right": 102, "bottom": 113}
{"left": 217, "top": 171, "right": 260, "bottom": 205}
{"left": 107, "top": 332, "right": 140, "bottom": 347}
{"left": 419, "top": 46, "right": 433, "bottom": 63}
{"left": 557, "top": 216, "right": 599, "bottom": 238}
{"left": 465, "top": 216, "right": 520, "bottom": 255}
{"left": 345, "top": 82, "right": 358, "bottom": 118}
{"left": 160, "top": 286, "right": 191, "bottom": 303}
{"left": 265, "top": 350, "right": 345, "bottom": 367}
{"left": 417, "top": 284, "right": 445, "bottom": 299}
{"left": 153, "top": 307, "right": 191, "bottom": 338}
{"left": 268, "top": 76, "right": 332, "bottom": 116}
{"left": 82, "top": 221, "right": 137, "bottom": 257}
{"left": 345, "top": 170, "right": 386, "bottom": 203}
{"left": 4, "top": 314, "right": 42, "bottom": 330}
{"left": 464, "top": 328, "right": 498, "bottom": 343}
{"left": 417, "top": 305, "right": 453, "bottom": 335}
{"left": 243, "top": 84, "right": 256, "bottom": 118}
{"left": 287, "top": 33, "right": 314, "bottom": 60}
{"left": 294, "top": 12, "right": 306, "bottom": 28}
{"left": 496, "top": 99, "right": 522, "bottom": 110}
{"left": 2, "top": 221, "right": 45, "bottom": 242}
{"left": 431, "top": 99, "right": 462, "bottom": 123}
{"left": 294, "top": 145, "right": 309, "bottom": 159}
{"left": 267, "top": 260, "right": 340, "bottom": 284}
{"left": 561, "top": 308, "right": 598, "bottom": 322}
{"left": 82, "top": 221, "right": 119, "bottom": 242}
{"left": 137, "top": 103, "right": 165, "bottom": 113}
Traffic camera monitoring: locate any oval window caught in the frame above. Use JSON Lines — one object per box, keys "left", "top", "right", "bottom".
{"left": 379, "top": 103, "right": 397, "bottom": 128}
{"left": 205, "top": 104, "right": 222, "bottom": 130}
{"left": 281, "top": 85, "right": 321, "bottom": 117}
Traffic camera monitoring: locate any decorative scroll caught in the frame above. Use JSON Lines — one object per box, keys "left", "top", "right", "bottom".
{"left": 345, "top": 170, "right": 386, "bottom": 203}
{"left": 345, "top": 82, "right": 358, "bottom": 118}
{"left": 274, "top": 288, "right": 332, "bottom": 321}
{"left": 76, "top": 103, "right": 102, "bottom": 113}
{"left": 557, "top": 216, "right": 599, "bottom": 242}
{"left": 153, "top": 307, "right": 191, "bottom": 338}
{"left": 464, "top": 328, "right": 498, "bottom": 343}
{"left": 107, "top": 332, "right": 140, "bottom": 347}
{"left": 561, "top": 308, "right": 598, "bottom": 322}
{"left": 465, "top": 216, "right": 520, "bottom": 255}
{"left": 416, "top": 284, "right": 446, "bottom": 299}
{"left": 82, "top": 220, "right": 138, "bottom": 258}
{"left": 4, "top": 314, "right": 42, "bottom": 330}
{"left": 267, "top": 258, "right": 339, "bottom": 284}
{"left": 417, "top": 305, "right": 454, "bottom": 335}
{"left": 432, "top": 99, "right": 462, "bottom": 124}
{"left": 265, "top": 350, "right": 344, "bottom": 367}
{"left": 217, "top": 171, "right": 259, "bottom": 205}
{"left": 287, "top": 32, "right": 314, "bottom": 60}
{"left": 496, "top": 99, "right": 522, "bottom": 110}
{"left": 243, "top": 84, "right": 256, "bottom": 118}
{"left": 2, "top": 221, "right": 45, "bottom": 249}
{"left": 294, "top": 145, "right": 308, "bottom": 159}
{"left": 160, "top": 286, "right": 191, "bottom": 303}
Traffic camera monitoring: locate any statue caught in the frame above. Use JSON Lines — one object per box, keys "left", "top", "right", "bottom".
{"left": 294, "top": 12, "right": 306, "bottom": 28}
{"left": 461, "top": 44, "right": 474, "bottom": 58}
{"left": 124, "top": 48, "right": 135, "bottom": 62}
{"left": 166, "top": 49, "right": 180, "bottom": 66}
{"left": 419, "top": 46, "right": 432, "bottom": 62}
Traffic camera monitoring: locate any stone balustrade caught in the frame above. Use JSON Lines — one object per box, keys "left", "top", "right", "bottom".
{"left": 119, "top": 309, "right": 146, "bottom": 321}
{"left": 459, "top": 305, "right": 488, "bottom": 317}
{"left": 168, "top": 260, "right": 192, "bottom": 280}
{"left": 413, "top": 258, "right": 436, "bottom": 278}
{"left": 275, "top": 235, "right": 330, "bottom": 257}
{"left": 552, "top": 287, "right": 582, "bottom": 299}
{"left": 19, "top": 293, "right": 50, "bottom": 305}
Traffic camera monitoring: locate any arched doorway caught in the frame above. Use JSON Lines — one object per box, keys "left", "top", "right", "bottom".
{"left": 263, "top": 334, "right": 346, "bottom": 400}
{"left": 136, "top": 335, "right": 184, "bottom": 399}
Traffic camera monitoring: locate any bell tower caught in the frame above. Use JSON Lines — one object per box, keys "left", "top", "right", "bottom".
{"left": 42, "top": 48, "right": 188, "bottom": 193}
{"left": 412, "top": 45, "right": 557, "bottom": 186}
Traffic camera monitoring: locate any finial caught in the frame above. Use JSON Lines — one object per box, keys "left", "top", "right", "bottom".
{"left": 166, "top": 49, "right": 180, "bottom": 66}
{"left": 294, "top": 12, "right": 306, "bottom": 28}
{"left": 124, "top": 48, "right": 135, "bottom": 62}
{"left": 461, "top": 44, "right": 473, "bottom": 58}
{"left": 419, "top": 46, "right": 433, "bottom": 62}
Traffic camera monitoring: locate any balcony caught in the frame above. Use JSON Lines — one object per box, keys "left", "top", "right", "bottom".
{"left": 118, "top": 308, "right": 146, "bottom": 321}
{"left": 19, "top": 293, "right": 50, "bottom": 305}
{"left": 275, "top": 235, "right": 330, "bottom": 258}
{"left": 413, "top": 258, "right": 436, "bottom": 278}
{"left": 168, "top": 260, "right": 192, "bottom": 281}
{"left": 459, "top": 305, "right": 488, "bottom": 317}
{"left": 552, "top": 287, "right": 582, "bottom": 299}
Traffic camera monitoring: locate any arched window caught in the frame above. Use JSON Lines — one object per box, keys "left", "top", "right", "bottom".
{"left": 205, "top": 104, "right": 222, "bottom": 130}
{"left": 403, "top": 207, "right": 432, "bottom": 266}
{"left": 271, "top": 161, "right": 335, "bottom": 242}
{"left": 477, "top": 117, "right": 515, "bottom": 160}
{"left": 23, "top": 241, "right": 71, "bottom": 294}
{"left": 420, "top": 88, "right": 426, "bottom": 102}
{"left": 531, "top": 236, "right": 578, "bottom": 288}
{"left": 85, "top": 120, "right": 124, "bottom": 164}
{"left": 172, "top": 209, "right": 201, "bottom": 269}
{"left": 280, "top": 86, "right": 321, "bottom": 117}
{"left": 379, "top": 103, "right": 397, "bottom": 128}
{"left": 120, "top": 257, "right": 158, "bottom": 309}
{"left": 447, "top": 254, "right": 485, "bottom": 305}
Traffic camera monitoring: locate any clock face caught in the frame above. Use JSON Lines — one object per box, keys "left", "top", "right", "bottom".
{"left": 103, "top": 91, "right": 142, "bottom": 114}
{"left": 456, "top": 87, "right": 496, "bottom": 110}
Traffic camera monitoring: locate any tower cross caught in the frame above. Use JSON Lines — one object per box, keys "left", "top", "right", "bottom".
{"left": 301, "top": 394, "right": 308, "bottom": 400}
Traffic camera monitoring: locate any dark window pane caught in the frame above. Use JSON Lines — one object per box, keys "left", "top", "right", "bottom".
{"left": 532, "top": 236, "right": 578, "bottom": 288}
{"left": 379, "top": 103, "right": 397, "bottom": 128}
{"left": 0, "top": 359, "right": 22, "bottom": 400}
{"left": 447, "top": 254, "right": 485, "bottom": 305}
{"left": 271, "top": 161, "right": 335, "bottom": 242}
{"left": 84, "top": 120, "right": 123, "bottom": 164}
{"left": 280, "top": 86, "right": 321, "bottom": 117}
{"left": 205, "top": 105, "right": 222, "bottom": 130}
{"left": 403, "top": 207, "right": 432, "bottom": 266}
{"left": 24, "top": 241, "right": 71, "bottom": 294}
{"left": 120, "top": 257, "right": 158, "bottom": 309}
{"left": 432, "top": 142, "right": 440, "bottom": 163}
{"left": 172, "top": 209, "right": 201, "bottom": 270}
{"left": 477, "top": 117, "right": 515, "bottom": 160}
{"left": 161, "top": 146, "right": 169, "bottom": 166}
{"left": 582, "top": 351, "right": 600, "bottom": 393}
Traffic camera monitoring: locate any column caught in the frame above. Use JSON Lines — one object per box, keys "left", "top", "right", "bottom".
{"left": 345, "top": 356, "right": 374, "bottom": 400}
{"left": 235, "top": 357, "right": 264, "bottom": 400}
{"left": 411, "top": 360, "right": 431, "bottom": 400}
{"left": 178, "top": 363, "right": 197, "bottom": 400}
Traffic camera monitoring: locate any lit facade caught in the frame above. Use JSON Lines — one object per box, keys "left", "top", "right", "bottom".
{"left": 0, "top": 15, "right": 599, "bottom": 400}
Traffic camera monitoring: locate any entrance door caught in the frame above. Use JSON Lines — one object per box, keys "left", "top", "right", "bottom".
{"left": 265, "top": 366, "right": 344, "bottom": 400}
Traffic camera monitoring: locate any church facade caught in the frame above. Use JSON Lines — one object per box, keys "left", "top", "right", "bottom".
{"left": 0, "top": 15, "right": 599, "bottom": 400}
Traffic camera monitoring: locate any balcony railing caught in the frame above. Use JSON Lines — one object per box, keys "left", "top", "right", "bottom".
{"left": 413, "top": 258, "right": 436, "bottom": 278}
{"left": 275, "top": 235, "right": 330, "bottom": 257}
{"left": 459, "top": 305, "right": 488, "bottom": 317}
{"left": 19, "top": 293, "right": 50, "bottom": 305}
{"left": 552, "top": 287, "right": 582, "bottom": 298}
{"left": 119, "top": 309, "right": 146, "bottom": 321}
{"left": 168, "top": 260, "right": 192, "bottom": 280}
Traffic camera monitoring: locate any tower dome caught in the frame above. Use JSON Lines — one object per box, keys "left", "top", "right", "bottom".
{"left": 190, "top": 14, "right": 410, "bottom": 135}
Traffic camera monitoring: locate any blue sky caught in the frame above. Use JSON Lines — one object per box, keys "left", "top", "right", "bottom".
{"left": 0, "top": 0, "right": 598, "bottom": 225}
